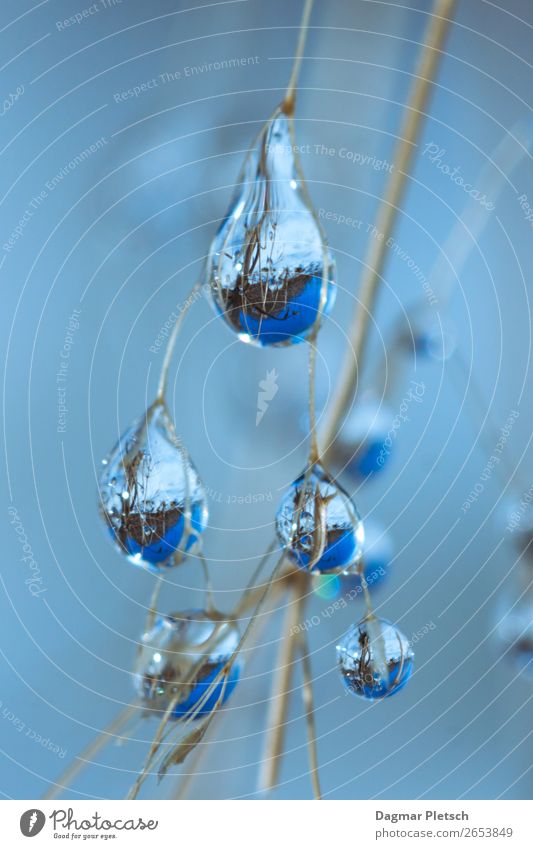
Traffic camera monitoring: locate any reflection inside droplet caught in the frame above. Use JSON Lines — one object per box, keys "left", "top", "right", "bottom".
{"left": 207, "top": 108, "right": 336, "bottom": 346}
{"left": 98, "top": 400, "right": 208, "bottom": 571}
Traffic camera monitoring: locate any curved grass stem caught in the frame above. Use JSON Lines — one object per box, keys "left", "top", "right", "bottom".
{"left": 43, "top": 705, "right": 137, "bottom": 800}
{"left": 157, "top": 281, "right": 202, "bottom": 401}
{"left": 258, "top": 572, "right": 308, "bottom": 794}
{"left": 320, "top": 0, "right": 457, "bottom": 453}
{"left": 282, "top": 0, "right": 315, "bottom": 115}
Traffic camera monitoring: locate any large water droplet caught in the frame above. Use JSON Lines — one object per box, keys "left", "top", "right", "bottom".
{"left": 207, "top": 108, "right": 336, "bottom": 346}
{"left": 134, "top": 610, "right": 241, "bottom": 719}
{"left": 98, "top": 400, "right": 208, "bottom": 571}
{"left": 337, "top": 616, "right": 414, "bottom": 699}
{"left": 276, "top": 462, "right": 364, "bottom": 574}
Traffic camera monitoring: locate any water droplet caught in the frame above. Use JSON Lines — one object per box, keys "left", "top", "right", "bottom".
{"left": 134, "top": 610, "right": 241, "bottom": 719}
{"left": 413, "top": 323, "right": 455, "bottom": 362}
{"left": 398, "top": 307, "right": 456, "bottom": 362}
{"left": 207, "top": 108, "right": 336, "bottom": 346}
{"left": 496, "top": 591, "right": 533, "bottom": 678}
{"left": 276, "top": 462, "right": 364, "bottom": 574}
{"left": 333, "top": 396, "right": 393, "bottom": 479}
{"left": 337, "top": 616, "right": 414, "bottom": 699}
{"left": 98, "top": 400, "right": 208, "bottom": 571}
{"left": 499, "top": 497, "right": 533, "bottom": 563}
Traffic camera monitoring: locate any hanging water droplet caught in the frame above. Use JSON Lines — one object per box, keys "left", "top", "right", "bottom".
{"left": 496, "top": 590, "right": 533, "bottom": 678}
{"left": 337, "top": 616, "right": 414, "bottom": 699}
{"left": 333, "top": 395, "right": 393, "bottom": 479}
{"left": 412, "top": 322, "right": 456, "bottom": 363}
{"left": 207, "top": 108, "right": 336, "bottom": 346}
{"left": 276, "top": 462, "right": 364, "bottom": 574}
{"left": 134, "top": 610, "right": 241, "bottom": 719}
{"left": 98, "top": 400, "right": 208, "bottom": 571}
{"left": 500, "top": 497, "right": 533, "bottom": 563}
{"left": 398, "top": 306, "right": 456, "bottom": 362}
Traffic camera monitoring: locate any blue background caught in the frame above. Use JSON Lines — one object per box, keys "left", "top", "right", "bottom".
{"left": 1, "top": 0, "right": 532, "bottom": 799}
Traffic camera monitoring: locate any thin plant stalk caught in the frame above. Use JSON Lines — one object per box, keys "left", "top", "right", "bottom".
{"left": 282, "top": 0, "right": 315, "bottom": 115}
{"left": 320, "top": 0, "right": 457, "bottom": 453}
{"left": 127, "top": 697, "right": 180, "bottom": 800}
{"left": 198, "top": 547, "right": 216, "bottom": 613}
{"left": 258, "top": 0, "right": 457, "bottom": 799}
{"left": 144, "top": 574, "right": 163, "bottom": 635}
{"left": 170, "top": 717, "right": 216, "bottom": 800}
{"left": 308, "top": 333, "right": 320, "bottom": 465}
{"left": 43, "top": 705, "right": 137, "bottom": 800}
{"left": 128, "top": 553, "right": 288, "bottom": 799}
{"left": 157, "top": 281, "right": 202, "bottom": 401}
{"left": 258, "top": 572, "right": 307, "bottom": 793}
{"left": 297, "top": 630, "right": 321, "bottom": 800}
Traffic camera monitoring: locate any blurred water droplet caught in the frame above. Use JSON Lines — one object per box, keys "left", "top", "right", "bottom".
{"left": 496, "top": 591, "right": 533, "bottom": 678}
{"left": 399, "top": 307, "right": 456, "bottom": 362}
{"left": 333, "top": 396, "right": 393, "bottom": 479}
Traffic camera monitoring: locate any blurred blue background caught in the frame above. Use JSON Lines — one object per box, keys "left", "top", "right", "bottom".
{"left": 1, "top": 0, "right": 532, "bottom": 799}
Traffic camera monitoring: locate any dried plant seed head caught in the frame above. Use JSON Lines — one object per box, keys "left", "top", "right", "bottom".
{"left": 98, "top": 399, "right": 208, "bottom": 571}
{"left": 276, "top": 462, "right": 364, "bottom": 574}
{"left": 134, "top": 610, "right": 241, "bottom": 719}
{"left": 207, "top": 108, "right": 336, "bottom": 346}
{"left": 336, "top": 616, "right": 414, "bottom": 699}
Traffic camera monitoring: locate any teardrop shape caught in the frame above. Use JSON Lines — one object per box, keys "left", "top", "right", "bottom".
{"left": 134, "top": 610, "right": 241, "bottom": 719}
{"left": 337, "top": 616, "right": 414, "bottom": 699}
{"left": 207, "top": 108, "right": 336, "bottom": 346}
{"left": 275, "top": 462, "right": 364, "bottom": 574}
{"left": 98, "top": 400, "right": 208, "bottom": 571}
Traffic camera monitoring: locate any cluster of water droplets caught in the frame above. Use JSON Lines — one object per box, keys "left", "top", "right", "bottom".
{"left": 98, "top": 399, "right": 208, "bottom": 572}
{"left": 206, "top": 107, "right": 336, "bottom": 346}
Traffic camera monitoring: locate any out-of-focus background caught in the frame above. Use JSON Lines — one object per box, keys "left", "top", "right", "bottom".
{"left": 1, "top": 0, "right": 532, "bottom": 800}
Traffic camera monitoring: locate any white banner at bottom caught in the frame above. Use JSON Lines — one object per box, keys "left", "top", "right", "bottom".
{"left": 3, "top": 799, "right": 531, "bottom": 848}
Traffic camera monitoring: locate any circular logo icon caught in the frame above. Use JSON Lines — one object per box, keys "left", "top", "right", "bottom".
{"left": 20, "top": 810, "right": 46, "bottom": 837}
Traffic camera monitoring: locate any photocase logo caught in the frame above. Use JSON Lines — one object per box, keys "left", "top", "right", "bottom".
{"left": 256, "top": 368, "right": 279, "bottom": 425}
{"left": 20, "top": 809, "right": 46, "bottom": 837}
